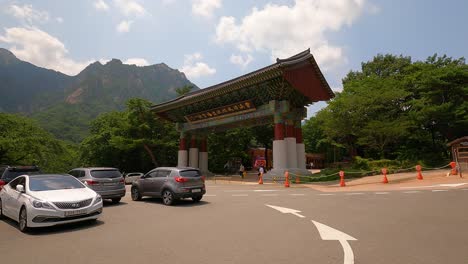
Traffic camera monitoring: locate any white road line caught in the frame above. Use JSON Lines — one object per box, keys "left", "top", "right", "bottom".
{"left": 232, "top": 194, "right": 249, "bottom": 196}
{"left": 462, "top": 189, "right": 468, "bottom": 191}
{"left": 290, "top": 194, "right": 306, "bottom": 196}
{"left": 346, "top": 193, "right": 364, "bottom": 195}
{"left": 403, "top": 191, "right": 421, "bottom": 194}
{"left": 204, "top": 194, "right": 217, "bottom": 197}
{"left": 253, "top": 190, "right": 280, "bottom": 192}
{"left": 261, "top": 194, "right": 279, "bottom": 196}
{"left": 432, "top": 189, "right": 449, "bottom": 192}
{"left": 318, "top": 193, "right": 335, "bottom": 196}
{"left": 375, "top": 192, "right": 389, "bottom": 195}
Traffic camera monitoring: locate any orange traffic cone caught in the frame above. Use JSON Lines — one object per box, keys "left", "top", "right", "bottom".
{"left": 382, "top": 168, "right": 389, "bottom": 184}
{"left": 339, "top": 170, "right": 346, "bottom": 187}
{"left": 450, "top": 162, "right": 457, "bottom": 175}
{"left": 416, "top": 165, "right": 423, "bottom": 180}
{"left": 284, "top": 171, "right": 290, "bottom": 188}
{"left": 258, "top": 172, "right": 263, "bottom": 184}
{"left": 295, "top": 175, "right": 300, "bottom": 184}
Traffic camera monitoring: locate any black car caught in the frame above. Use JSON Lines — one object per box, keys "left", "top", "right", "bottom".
{"left": 0, "top": 165, "right": 42, "bottom": 188}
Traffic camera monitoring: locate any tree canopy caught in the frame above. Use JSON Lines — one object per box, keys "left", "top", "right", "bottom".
{"left": 306, "top": 54, "right": 468, "bottom": 165}
{"left": 0, "top": 113, "right": 77, "bottom": 172}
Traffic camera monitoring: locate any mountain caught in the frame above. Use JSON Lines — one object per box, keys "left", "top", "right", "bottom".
{"left": 0, "top": 48, "right": 197, "bottom": 142}
{"left": 0, "top": 48, "right": 74, "bottom": 112}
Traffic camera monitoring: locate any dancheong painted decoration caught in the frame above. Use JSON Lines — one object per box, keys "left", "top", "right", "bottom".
{"left": 185, "top": 100, "right": 256, "bottom": 124}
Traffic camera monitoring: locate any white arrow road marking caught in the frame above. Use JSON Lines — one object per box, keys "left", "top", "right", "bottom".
{"left": 439, "top": 183, "right": 467, "bottom": 187}
{"left": 401, "top": 183, "right": 468, "bottom": 189}
{"left": 265, "top": 204, "right": 305, "bottom": 218}
{"left": 312, "top": 221, "right": 357, "bottom": 264}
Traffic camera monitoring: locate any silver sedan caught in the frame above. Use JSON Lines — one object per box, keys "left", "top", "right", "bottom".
{"left": 0, "top": 174, "right": 103, "bottom": 232}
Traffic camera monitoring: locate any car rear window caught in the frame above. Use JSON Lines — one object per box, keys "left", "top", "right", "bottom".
{"left": 3, "top": 168, "right": 42, "bottom": 182}
{"left": 179, "top": 170, "right": 201, "bottom": 177}
{"left": 90, "top": 170, "right": 122, "bottom": 179}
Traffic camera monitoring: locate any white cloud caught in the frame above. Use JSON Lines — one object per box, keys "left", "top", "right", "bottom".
{"left": 215, "top": 0, "right": 374, "bottom": 70}
{"left": 192, "top": 0, "right": 222, "bottom": 18}
{"left": 124, "top": 58, "right": 149, "bottom": 66}
{"left": 94, "top": 0, "right": 110, "bottom": 11}
{"left": 180, "top": 53, "right": 216, "bottom": 79}
{"left": 7, "top": 4, "right": 50, "bottom": 24}
{"left": 0, "top": 27, "right": 92, "bottom": 76}
{"left": 114, "top": 0, "right": 146, "bottom": 17}
{"left": 230, "top": 54, "right": 253, "bottom": 69}
{"left": 56, "top": 17, "right": 64, "bottom": 23}
{"left": 116, "top": 20, "right": 133, "bottom": 33}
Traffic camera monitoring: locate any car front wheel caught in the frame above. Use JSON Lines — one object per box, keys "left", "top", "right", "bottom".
{"left": 131, "top": 187, "right": 142, "bottom": 201}
{"left": 162, "top": 190, "right": 175, "bottom": 206}
{"left": 19, "top": 207, "right": 28, "bottom": 233}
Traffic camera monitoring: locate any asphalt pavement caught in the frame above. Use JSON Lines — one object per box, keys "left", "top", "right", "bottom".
{"left": 1, "top": 183, "right": 467, "bottom": 264}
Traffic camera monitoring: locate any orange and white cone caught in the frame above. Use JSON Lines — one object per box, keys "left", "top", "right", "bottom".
{"left": 284, "top": 171, "right": 290, "bottom": 188}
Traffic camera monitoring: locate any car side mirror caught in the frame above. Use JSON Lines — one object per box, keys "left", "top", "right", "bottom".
{"left": 16, "top": 184, "right": 25, "bottom": 193}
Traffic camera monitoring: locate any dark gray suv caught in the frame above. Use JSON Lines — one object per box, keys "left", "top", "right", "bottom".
{"left": 130, "top": 167, "right": 206, "bottom": 205}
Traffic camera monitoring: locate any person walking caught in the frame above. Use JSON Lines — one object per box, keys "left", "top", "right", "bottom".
{"left": 258, "top": 166, "right": 264, "bottom": 176}
{"left": 239, "top": 164, "right": 245, "bottom": 178}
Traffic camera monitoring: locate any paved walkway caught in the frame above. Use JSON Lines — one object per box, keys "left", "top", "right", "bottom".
{"left": 208, "top": 169, "right": 468, "bottom": 192}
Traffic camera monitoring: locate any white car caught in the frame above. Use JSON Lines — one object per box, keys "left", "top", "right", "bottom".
{"left": 0, "top": 174, "right": 103, "bottom": 232}
{"left": 124, "top": 172, "right": 144, "bottom": 184}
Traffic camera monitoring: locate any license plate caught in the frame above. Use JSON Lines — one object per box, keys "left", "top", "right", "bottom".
{"left": 103, "top": 182, "right": 116, "bottom": 186}
{"left": 192, "top": 189, "right": 201, "bottom": 193}
{"left": 64, "top": 209, "right": 87, "bottom": 217}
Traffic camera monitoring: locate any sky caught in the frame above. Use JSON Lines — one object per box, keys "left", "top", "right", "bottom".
{"left": 0, "top": 0, "right": 467, "bottom": 117}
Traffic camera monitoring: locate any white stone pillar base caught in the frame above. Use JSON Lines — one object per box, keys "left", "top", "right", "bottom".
{"left": 273, "top": 140, "right": 287, "bottom": 170}
{"left": 189, "top": 148, "right": 199, "bottom": 168}
{"left": 285, "top": 137, "right": 297, "bottom": 168}
{"left": 177, "top": 150, "right": 188, "bottom": 167}
{"left": 296, "top": 143, "right": 306, "bottom": 170}
{"left": 199, "top": 152, "right": 208, "bottom": 173}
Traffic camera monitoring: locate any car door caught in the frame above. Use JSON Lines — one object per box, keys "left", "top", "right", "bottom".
{"left": 1, "top": 177, "right": 19, "bottom": 217}
{"left": 4, "top": 176, "right": 25, "bottom": 220}
{"left": 153, "top": 170, "right": 171, "bottom": 196}
{"left": 139, "top": 171, "right": 158, "bottom": 196}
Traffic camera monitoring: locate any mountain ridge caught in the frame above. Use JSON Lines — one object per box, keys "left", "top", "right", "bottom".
{"left": 0, "top": 48, "right": 198, "bottom": 142}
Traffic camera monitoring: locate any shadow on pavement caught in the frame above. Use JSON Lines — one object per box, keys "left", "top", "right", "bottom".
{"left": 141, "top": 197, "right": 209, "bottom": 207}
{"left": 102, "top": 201, "right": 128, "bottom": 207}
{"left": 1, "top": 217, "right": 104, "bottom": 236}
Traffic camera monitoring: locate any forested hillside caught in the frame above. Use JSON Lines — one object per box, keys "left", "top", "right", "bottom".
{"left": 303, "top": 54, "right": 468, "bottom": 165}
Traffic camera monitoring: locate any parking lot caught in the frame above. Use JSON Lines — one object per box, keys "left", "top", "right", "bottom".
{"left": 1, "top": 182, "right": 468, "bottom": 264}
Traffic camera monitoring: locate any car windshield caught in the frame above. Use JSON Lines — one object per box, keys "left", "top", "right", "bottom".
{"left": 90, "top": 170, "right": 122, "bottom": 178}
{"left": 179, "top": 170, "right": 201, "bottom": 177}
{"left": 3, "top": 169, "right": 42, "bottom": 182}
{"left": 29, "top": 176, "right": 85, "bottom": 191}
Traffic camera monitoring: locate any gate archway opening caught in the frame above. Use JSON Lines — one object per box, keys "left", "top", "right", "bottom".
{"left": 151, "top": 49, "right": 334, "bottom": 177}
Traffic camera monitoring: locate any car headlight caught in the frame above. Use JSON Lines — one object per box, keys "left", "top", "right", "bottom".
{"left": 94, "top": 195, "right": 102, "bottom": 204}
{"left": 32, "top": 200, "right": 54, "bottom": 209}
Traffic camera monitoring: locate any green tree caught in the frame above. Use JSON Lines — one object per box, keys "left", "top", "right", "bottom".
{"left": 80, "top": 98, "right": 178, "bottom": 172}
{"left": 308, "top": 53, "right": 467, "bottom": 164}
{"left": 175, "top": 85, "right": 194, "bottom": 96}
{"left": 0, "top": 113, "right": 78, "bottom": 172}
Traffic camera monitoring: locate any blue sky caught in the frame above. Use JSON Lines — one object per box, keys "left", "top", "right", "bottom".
{"left": 0, "top": 0, "right": 467, "bottom": 116}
